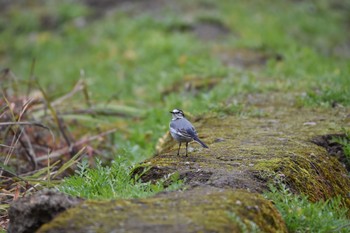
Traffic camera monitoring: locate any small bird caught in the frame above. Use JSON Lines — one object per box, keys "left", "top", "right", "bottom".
{"left": 169, "top": 108, "right": 208, "bottom": 156}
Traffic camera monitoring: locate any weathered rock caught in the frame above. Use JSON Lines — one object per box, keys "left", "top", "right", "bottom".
{"left": 37, "top": 187, "right": 287, "bottom": 233}
{"left": 8, "top": 189, "right": 83, "bottom": 233}
{"left": 138, "top": 104, "right": 350, "bottom": 206}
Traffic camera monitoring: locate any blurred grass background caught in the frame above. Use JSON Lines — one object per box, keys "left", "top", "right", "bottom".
{"left": 1, "top": 1, "right": 350, "bottom": 231}
{"left": 1, "top": 0, "right": 349, "bottom": 161}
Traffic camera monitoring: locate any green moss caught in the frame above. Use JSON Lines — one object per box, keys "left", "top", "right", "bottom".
{"left": 37, "top": 188, "right": 287, "bottom": 233}
{"left": 253, "top": 158, "right": 283, "bottom": 171}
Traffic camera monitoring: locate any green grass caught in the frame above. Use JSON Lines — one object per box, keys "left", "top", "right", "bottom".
{"left": 59, "top": 157, "right": 184, "bottom": 199}
{"left": 264, "top": 182, "right": 350, "bottom": 233}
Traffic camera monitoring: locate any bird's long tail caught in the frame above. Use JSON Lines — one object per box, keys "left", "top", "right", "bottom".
{"left": 193, "top": 137, "right": 209, "bottom": 148}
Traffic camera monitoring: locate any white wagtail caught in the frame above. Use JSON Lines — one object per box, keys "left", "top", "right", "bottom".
{"left": 169, "top": 109, "right": 208, "bottom": 156}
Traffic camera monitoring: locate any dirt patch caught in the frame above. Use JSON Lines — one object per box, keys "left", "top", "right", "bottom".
{"left": 134, "top": 153, "right": 266, "bottom": 193}
{"left": 217, "top": 48, "right": 283, "bottom": 69}
{"left": 166, "top": 17, "right": 233, "bottom": 41}
{"left": 161, "top": 76, "right": 222, "bottom": 97}
{"left": 83, "top": 0, "right": 176, "bottom": 19}
{"left": 84, "top": 0, "right": 167, "bottom": 11}
{"left": 192, "top": 20, "right": 230, "bottom": 41}
{"left": 0, "top": 0, "right": 11, "bottom": 13}
{"left": 83, "top": 0, "right": 233, "bottom": 41}
{"left": 311, "top": 134, "right": 350, "bottom": 171}
{"left": 84, "top": 0, "right": 127, "bottom": 9}
{"left": 174, "top": 19, "right": 231, "bottom": 41}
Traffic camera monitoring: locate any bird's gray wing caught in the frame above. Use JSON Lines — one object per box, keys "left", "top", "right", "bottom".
{"left": 170, "top": 118, "right": 197, "bottom": 139}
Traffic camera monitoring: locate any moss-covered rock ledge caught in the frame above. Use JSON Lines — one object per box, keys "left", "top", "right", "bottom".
{"left": 38, "top": 187, "right": 286, "bottom": 233}
{"left": 135, "top": 104, "right": 350, "bottom": 206}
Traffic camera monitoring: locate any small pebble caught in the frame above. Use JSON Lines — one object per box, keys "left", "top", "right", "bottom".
{"left": 214, "top": 138, "right": 225, "bottom": 143}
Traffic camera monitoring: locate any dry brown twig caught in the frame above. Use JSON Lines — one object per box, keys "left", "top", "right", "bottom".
{"left": 35, "top": 129, "right": 117, "bottom": 162}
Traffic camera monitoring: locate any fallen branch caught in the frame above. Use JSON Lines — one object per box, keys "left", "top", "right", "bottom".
{"left": 51, "top": 79, "right": 85, "bottom": 107}
{"left": 61, "top": 108, "right": 141, "bottom": 118}
{"left": 35, "top": 129, "right": 117, "bottom": 162}
{"left": 0, "top": 122, "right": 50, "bottom": 131}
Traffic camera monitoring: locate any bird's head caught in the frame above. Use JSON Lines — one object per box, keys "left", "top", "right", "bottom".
{"left": 170, "top": 108, "right": 185, "bottom": 120}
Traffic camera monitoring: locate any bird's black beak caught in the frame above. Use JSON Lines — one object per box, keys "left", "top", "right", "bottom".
{"left": 169, "top": 111, "right": 173, "bottom": 114}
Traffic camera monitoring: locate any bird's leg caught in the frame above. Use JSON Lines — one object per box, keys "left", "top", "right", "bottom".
{"left": 185, "top": 142, "right": 188, "bottom": 157}
{"left": 177, "top": 142, "right": 181, "bottom": 156}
